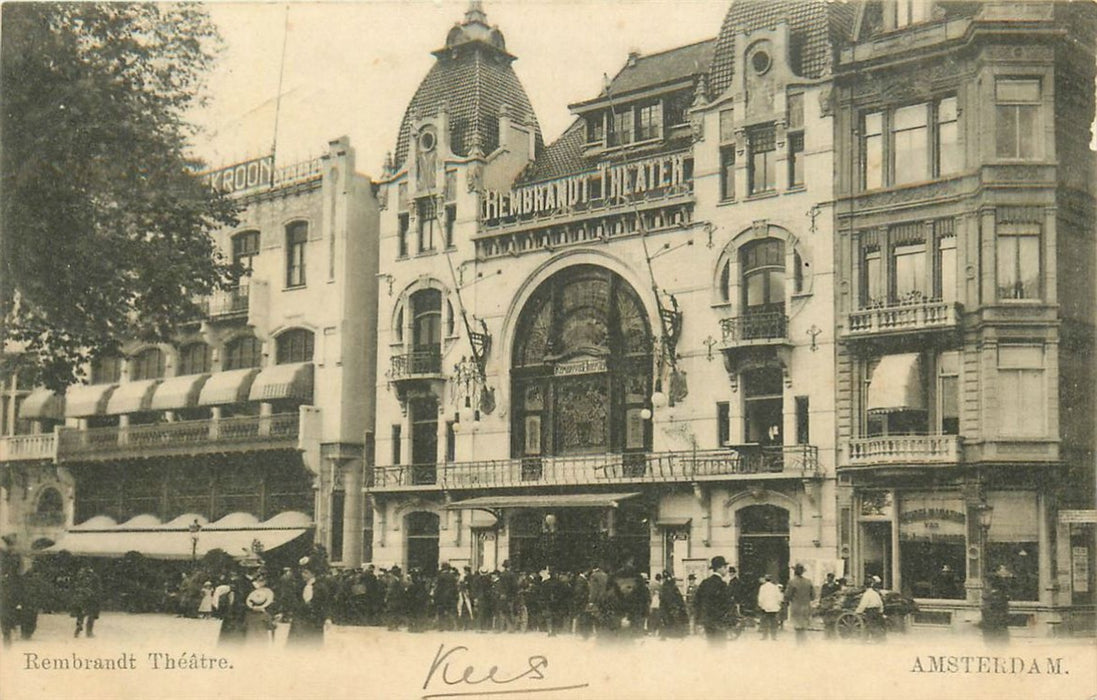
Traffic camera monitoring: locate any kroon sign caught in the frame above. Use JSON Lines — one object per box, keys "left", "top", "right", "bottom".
{"left": 480, "top": 152, "right": 691, "bottom": 225}
{"left": 202, "top": 155, "right": 323, "bottom": 196}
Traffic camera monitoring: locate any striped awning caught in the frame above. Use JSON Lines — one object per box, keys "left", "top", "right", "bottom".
{"left": 248, "top": 362, "right": 313, "bottom": 402}
{"left": 867, "top": 353, "right": 925, "bottom": 414}
{"left": 150, "top": 374, "right": 210, "bottom": 411}
{"left": 65, "top": 384, "right": 117, "bottom": 418}
{"left": 19, "top": 389, "right": 64, "bottom": 421}
{"left": 197, "top": 368, "right": 260, "bottom": 406}
{"left": 105, "top": 379, "right": 161, "bottom": 415}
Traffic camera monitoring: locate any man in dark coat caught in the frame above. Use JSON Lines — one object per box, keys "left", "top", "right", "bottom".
{"left": 692, "top": 556, "right": 731, "bottom": 644}
{"left": 70, "top": 566, "right": 102, "bottom": 638}
{"left": 432, "top": 563, "right": 459, "bottom": 631}
{"left": 287, "top": 563, "right": 331, "bottom": 646}
{"left": 981, "top": 566, "right": 1012, "bottom": 646}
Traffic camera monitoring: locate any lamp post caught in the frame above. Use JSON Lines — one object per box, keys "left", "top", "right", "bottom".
{"left": 977, "top": 503, "right": 994, "bottom": 586}
{"left": 188, "top": 519, "right": 202, "bottom": 564}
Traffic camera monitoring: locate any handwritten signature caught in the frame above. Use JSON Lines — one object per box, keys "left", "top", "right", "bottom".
{"left": 421, "top": 643, "right": 589, "bottom": 698}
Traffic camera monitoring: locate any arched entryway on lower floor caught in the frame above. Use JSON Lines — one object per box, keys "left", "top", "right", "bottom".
{"left": 737, "top": 504, "right": 790, "bottom": 591}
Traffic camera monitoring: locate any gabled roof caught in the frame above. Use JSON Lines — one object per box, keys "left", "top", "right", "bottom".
{"left": 571, "top": 38, "right": 716, "bottom": 110}
{"left": 709, "top": 0, "right": 857, "bottom": 98}
{"left": 393, "top": 4, "right": 542, "bottom": 169}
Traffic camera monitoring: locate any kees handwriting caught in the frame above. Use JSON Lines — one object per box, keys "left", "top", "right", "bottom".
{"left": 422, "top": 643, "right": 588, "bottom": 698}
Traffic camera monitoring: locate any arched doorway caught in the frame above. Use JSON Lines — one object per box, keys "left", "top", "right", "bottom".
{"left": 35, "top": 487, "right": 65, "bottom": 526}
{"left": 511, "top": 265, "right": 653, "bottom": 463}
{"left": 738, "top": 504, "right": 790, "bottom": 595}
{"left": 406, "top": 511, "right": 440, "bottom": 574}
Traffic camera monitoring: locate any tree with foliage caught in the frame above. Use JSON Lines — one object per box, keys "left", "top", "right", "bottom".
{"left": 1, "top": 3, "right": 238, "bottom": 390}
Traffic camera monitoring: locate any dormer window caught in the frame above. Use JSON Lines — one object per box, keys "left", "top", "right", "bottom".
{"left": 610, "top": 108, "right": 634, "bottom": 147}
{"left": 636, "top": 102, "right": 662, "bottom": 141}
{"left": 586, "top": 114, "right": 605, "bottom": 145}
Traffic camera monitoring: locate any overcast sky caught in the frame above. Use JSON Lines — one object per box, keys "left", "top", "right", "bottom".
{"left": 189, "top": 0, "right": 730, "bottom": 177}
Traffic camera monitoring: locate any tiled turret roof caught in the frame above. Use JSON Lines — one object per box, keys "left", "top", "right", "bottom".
{"left": 393, "top": 2, "right": 542, "bottom": 169}
{"left": 708, "top": 0, "right": 856, "bottom": 98}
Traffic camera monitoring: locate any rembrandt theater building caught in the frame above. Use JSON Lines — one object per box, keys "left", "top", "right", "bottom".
{"left": 367, "top": 0, "right": 1095, "bottom": 636}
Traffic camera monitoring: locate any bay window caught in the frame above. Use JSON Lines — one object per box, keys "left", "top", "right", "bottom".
{"left": 997, "top": 345, "right": 1046, "bottom": 437}
{"left": 861, "top": 96, "right": 960, "bottom": 190}
{"left": 996, "top": 222, "right": 1041, "bottom": 300}
{"left": 996, "top": 78, "right": 1041, "bottom": 160}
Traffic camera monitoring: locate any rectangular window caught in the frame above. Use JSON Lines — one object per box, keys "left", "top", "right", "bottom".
{"left": 936, "top": 96, "right": 960, "bottom": 176}
{"left": 893, "top": 242, "right": 927, "bottom": 300}
{"left": 285, "top": 221, "right": 307, "bottom": 287}
{"left": 892, "top": 103, "right": 929, "bottom": 185}
{"left": 748, "top": 126, "right": 776, "bottom": 195}
{"left": 445, "top": 421, "right": 456, "bottom": 462}
{"left": 232, "top": 231, "right": 260, "bottom": 278}
{"left": 610, "top": 108, "right": 633, "bottom": 146}
{"left": 444, "top": 205, "right": 456, "bottom": 249}
{"left": 938, "top": 351, "right": 960, "bottom": 435}
{"left": 719, "top": 146, "right": 735, "bottom": 201}
{"left": 997, "top": 345, "right": 1046, "bottom": 437}
{"left": 996, "top": 78, "right": 1040, "bottom": 159}
{"left": 862, "top": 111, "right": 884, "bottom": 190}
{"left": 716, "top": 401, "right": 730, "bottom": 447}
{"left": 996, "top": 222, "right": 1041, "bottom": 300}
{"left": 787, "top": 93, "right": 804, "bottom": 130}
{"left": 397, "top": 213, "right": 410, "bottom": 258}
{"left": 795, "top": 396, "right": 809, "bottom": 445}
{"left": 788, "top": 132, "right": 804, "bottom": 188}
{"left": 937, "top": 236, "right": 957, "bottom": 303}
{"left": 417, "top": 198, "right": 437, "bottom": 253}
{"left": 863, "top": 249, "right": 883, "bottom": 305}
{"left": 636, "top": 102, "right": 662, "bottom": 141}
{"left": 391, "top": 424, "right": 402, "bottom": 465}
{"left": 719, "top": 109, "right": 735, "bottom": 142}
{"left": 586, "top": 113, "right": 604, "bottom": 144}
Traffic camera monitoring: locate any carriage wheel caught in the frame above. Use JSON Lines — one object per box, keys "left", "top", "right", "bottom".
{"left": 835, "top": 612, "right": 864, "bottom": 639}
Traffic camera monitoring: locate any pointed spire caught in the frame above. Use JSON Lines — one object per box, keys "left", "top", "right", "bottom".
{"left": 465, "top": 0, "right": 487, "bottom": 26}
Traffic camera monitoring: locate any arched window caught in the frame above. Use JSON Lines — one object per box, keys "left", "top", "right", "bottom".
{"left": 276, "top": 329, "right": 314, "bottom": 364}
{"left": 224, "top": 336, "right": 262, "bottom": 370}
{"left": 741, "top": 238, "right": 785, "bottom": 315}
{"left": 511, "top": 265, "right": 652, "bottom": 459}
{"left": 394, "top": 306, "right": 404, "bottom": 343}
{"left": 178, "top": 342, "right": 212, "bottom": 375}
{"left": 131, "top": 348, "right": 165, "bottom": 380}
{"left": 719, "top": 261, "right": 731, "bottom": 303}
{"left": 410, "top": 289, "right": 442, "bottom": 373}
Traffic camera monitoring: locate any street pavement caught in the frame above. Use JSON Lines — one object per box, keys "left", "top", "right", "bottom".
{"left": 2, "top": 613, "right": 1094, "bottom": 700}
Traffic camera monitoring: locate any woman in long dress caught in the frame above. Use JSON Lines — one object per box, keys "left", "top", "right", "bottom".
{"left": 243, "top": 572, "right": 276, "bottom": 644}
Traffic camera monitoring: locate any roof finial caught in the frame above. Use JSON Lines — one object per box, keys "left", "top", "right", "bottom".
{"left": 465, "top": 0, "right": 487, "bottom": 25}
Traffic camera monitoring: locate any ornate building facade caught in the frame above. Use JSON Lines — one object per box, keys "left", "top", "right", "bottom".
{"left": 1, "top": 137, "right": 379, "bottom": 567}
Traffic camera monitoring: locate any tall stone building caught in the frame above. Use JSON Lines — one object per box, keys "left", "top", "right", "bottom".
{"left": 831, "top": 1, "right": 1096, "bottom": 634}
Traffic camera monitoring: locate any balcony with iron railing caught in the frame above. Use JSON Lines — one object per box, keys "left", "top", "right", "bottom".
{"left": 56, "top": 413, "right": 302, "bottom": 462}
{"left": 370, "top": 445, "right": 819, "bottom": 492}
{"left": 388, "top": 350, "right": 444, "bottom": 380}
{"left": 0, "top": 433, "right": 59, "bottom": 463}
{"left": 842, "top": 434, "right": 963, "bottom": 467}
{"left": 719, "top": 311, "right": 790, "bottom": 348}
{"left": 208, "top": 284, "right": 250, "bottom": 319}
{"left": 845, "top": 296, "right": 961, "bottom": 341}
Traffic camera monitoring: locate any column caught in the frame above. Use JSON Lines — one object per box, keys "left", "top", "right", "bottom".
{"left": 340, "top": 458, "right": 363, "bottom": 567}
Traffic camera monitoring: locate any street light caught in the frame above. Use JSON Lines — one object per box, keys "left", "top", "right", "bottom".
{"left": 188, "top": 519, "right": 202, "bottom": 563}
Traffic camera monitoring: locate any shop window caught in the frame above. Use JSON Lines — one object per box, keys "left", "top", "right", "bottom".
{"left": 178, "top": 342, "right": 211, "bottom": 375}
{"left": 131, "top": 347, "right": 165, "bottom": 381}
{"left": 996, "top": 222, "right": 1041, "bottom": 300}
{"left": 997, "top": 345, "right": 1046, "bottom": 437}
{"left": 231, "top": 230, "right": 260, "bottom": 279}
{"left": 719, "top": 146, "right": 736, "bottom": 201}
{"left": 275, "top": 328, "right": 314, "bottom": 364}
{"left": 224, "top": 335, "right": 262, "bottom": 370}
{"left": 285, "top": 221, "right": 308, "bottom": 288}
{"left": 986, "top": 491, "right": 1039, "bottom": 601}
{"left": 996, "top": 78, "right": 1041, "bottom": 160}
{"left": 898, "top": 493, "right": 966, "bottom": 600}
{"left": 748, "top": 126, "right": 776, "bottom": 195}
{"left": 417, "top": 198, "right": 437, "bottom": 253}
{"left": 90, "top": 355, "right": 122, "bottom": 384}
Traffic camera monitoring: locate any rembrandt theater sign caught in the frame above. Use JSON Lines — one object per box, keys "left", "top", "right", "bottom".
{"left": 481, "top": 152, "right": 691, "bottom": 225}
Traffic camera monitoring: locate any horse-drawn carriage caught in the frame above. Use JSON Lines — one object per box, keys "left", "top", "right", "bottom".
{"left": 814, "top": 587, "right": 919, "bottom": 639}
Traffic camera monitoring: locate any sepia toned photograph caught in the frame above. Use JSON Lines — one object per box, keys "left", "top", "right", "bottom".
{"left": 1, "top": 1, "right": 1094, "bottom": 698}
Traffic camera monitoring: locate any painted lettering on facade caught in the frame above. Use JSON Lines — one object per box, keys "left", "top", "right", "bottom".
{"left": 553, "top": 358, "right": 608, "bottom": 376}
{"left": 481, "top": 152, "right": 691, "bottom": 224}
{"left": 202, "top": 155, "right": 324, "bottom": 196}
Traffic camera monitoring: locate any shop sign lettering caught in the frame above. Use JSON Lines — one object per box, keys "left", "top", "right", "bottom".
{"left": 481, "top": 152, "right": 690, "bottom": 224}
{"left": 553, "top": 358, "right": 607, "bottom": 376}
{"left": 203, "top": 156, "right": 274, "bottom": 194}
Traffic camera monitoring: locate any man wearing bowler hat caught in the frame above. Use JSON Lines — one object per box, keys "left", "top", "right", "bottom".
{"left": 692, "top": 555, "right": 731, "bottom": 644}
